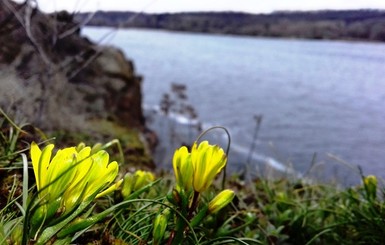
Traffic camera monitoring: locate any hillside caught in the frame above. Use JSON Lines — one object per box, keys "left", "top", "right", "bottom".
{"left": 75, "top": 10, "right": 385, "bottom": 41}
{"left": 0, "top": 0, "right": 155, "bottom": 169}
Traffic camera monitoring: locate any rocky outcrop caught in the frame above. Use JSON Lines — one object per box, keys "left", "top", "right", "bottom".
{"left": 0, "top": 1, "right": 155, "bottom": 168}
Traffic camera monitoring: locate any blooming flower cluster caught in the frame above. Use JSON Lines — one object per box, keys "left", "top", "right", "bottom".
{"left": 165, "top": 140, "right": 235, "bottom": 244}
{"left": 173, "top": 141, "right": 228, "bottom": 193}
{"left": 172, "top": 140, "right": 234, "bottom": 212}
{"left": 30, "top": 142, "right": 121, "bottom": 223}
{"left": 28, "top": 138, "right": 234, "bottom": 244}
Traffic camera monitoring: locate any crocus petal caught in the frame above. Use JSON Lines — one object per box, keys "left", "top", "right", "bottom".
{"left": 172, "top": 146, "right": 193, "bottom": 192}
{"left": 71, "top": 147, "right": 93, "bottom": 186}
{"left": 31, "top": 143, "right": 54, "bottom": 191}
{"left": 172, "top": 146, "right": 187, "bottom": 185}
{"left": 31, "top": 142, "right": 42, "bottom": 189}
{"left": 45, "top": 147, "right": 77, "bottom": 198}
{"left": 200, "top": 148, "right": 227, "bottom": 191}
{"left": 88, "top": 160, "right": 118, "bottom": 198}
{"left": 95, "top": 178, "right": 123, "bottom": 199}
{"left": 191, "top": 142, "right": 207, "bottom": 192}
{"left": 172, "top": 148, "right": 181, "bottom": 184}
{"left": 84, "top": 151, "right": 118, "bottom": 200}
{"left": 180, "top": 155, "right": 193, "bottom": 191}
{"left": 63, "top": 147, "right": 93, "bottom": 210}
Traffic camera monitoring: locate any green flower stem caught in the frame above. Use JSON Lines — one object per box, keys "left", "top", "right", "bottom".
{"left": 170, "top": 215, "right": 187, "bottom": 245}
{"left": 190, "top": 206, "right": 208, "bottom": 228}
{"left": 168, "top": 191, "right": 201, "bottom": 245}
{"left": 168, "top": 191, "right": 191, "bottom": 245}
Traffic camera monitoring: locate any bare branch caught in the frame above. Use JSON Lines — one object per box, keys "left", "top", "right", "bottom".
{"left": 3, "top": 0, "right": 51, "bottom": 65}
{"left": 58, "top": 11, "right": 96, "bottom": 39}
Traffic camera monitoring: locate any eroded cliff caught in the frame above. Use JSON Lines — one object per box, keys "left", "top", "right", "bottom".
{"left": 0, "top": 0, "right": 155, "bottom": 168}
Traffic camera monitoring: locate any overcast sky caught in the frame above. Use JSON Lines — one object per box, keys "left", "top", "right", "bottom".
{"left": 13, "top": 0, "right": 385, "bottom": 14}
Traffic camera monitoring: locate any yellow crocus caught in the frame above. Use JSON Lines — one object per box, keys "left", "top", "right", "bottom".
{"left": 121, "top": 170, "right": 155, "bottom": 199}
{"left": 133, "top": 170, "right": 155, "bottom": 191}
{"left": 363, "top": 175, "right": 377, "bottom": 201}
{"left": 190, "top": 141, "right": 227, "bottom": 193}
{"left": 30, "top": 142, "right": 119, "bottom": 216}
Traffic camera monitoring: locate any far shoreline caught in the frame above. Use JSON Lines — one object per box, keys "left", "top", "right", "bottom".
{"left": 75, "top": 9, "right": 385, "bottom": 43}
{"left": 82, "top": 25, "right": 385, "bottom": 45}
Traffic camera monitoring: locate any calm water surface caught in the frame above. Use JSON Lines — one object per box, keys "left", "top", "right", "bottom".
{"left": 83, "top": 27, "right": 385, "bottom": 185}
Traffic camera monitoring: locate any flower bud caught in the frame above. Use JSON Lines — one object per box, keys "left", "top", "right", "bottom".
{"left": 121, "top": 171, "right": 155, "bottom": 199}
{"left": 133, "top": 170, "right": 155, "bottom": 191}
{"left": 121, "top": 172, "right": 135, "bottom": 199}
{"left": 153, "top": 209, "right": 170, "bottom": 245}
{"left": 90, "top": 143, "right": 103, "bottom": 154}
{"left": 364, "top": 175, "right": 377, "bottom": 201}
{"left": 9, "top": 223, "right": 22, "bottom": 244}
{"left": 76, "top": 142, "right": 86, "bottom": 152}
{"left": 208, "top": 189, "right": 235, "bottom": 214}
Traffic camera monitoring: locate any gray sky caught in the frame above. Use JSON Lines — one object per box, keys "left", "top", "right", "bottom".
{"left": 13, "top": 0, "right": 385, "bottom": 13}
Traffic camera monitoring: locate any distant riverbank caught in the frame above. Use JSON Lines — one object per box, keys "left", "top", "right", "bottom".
{"left": 76, "top": 9, "right": 385, "bottom": 42}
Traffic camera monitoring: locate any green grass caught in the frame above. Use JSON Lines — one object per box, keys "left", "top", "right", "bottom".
{"left": 1, "top": 110, "right": 385, "bottom": 244}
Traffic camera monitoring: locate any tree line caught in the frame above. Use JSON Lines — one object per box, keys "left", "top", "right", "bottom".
{"left": 75, "top": 10, "right": 385, "bottom": 41}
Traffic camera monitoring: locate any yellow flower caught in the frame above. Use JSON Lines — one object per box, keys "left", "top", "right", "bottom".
{"left": 191, "top": 141, "right": 227, "bottom": 192}
{"left": 30, "top": 142, "right": 119, "bottom": 216}
{"left": 31, "top": 143, "right": 76, "bottom": 202}
{"left": 133, "top": 170, "right": 155, "bottom": 190}
{"left": 364, "top": 175, "right": 377, "bottom": 187}
{"left": 121, "top": 170, "right": 155, "bottom": 199}
{"left": 172, "top": 146, "right": 193, "bottom": 192}
{"left": 208, "top": 189, "right": 235, "bottom": 214}
{"left": 363, "top": 175, "right": 377, "bottom": 200}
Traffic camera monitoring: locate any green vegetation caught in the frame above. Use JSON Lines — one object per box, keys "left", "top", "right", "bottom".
{"left": 1, "top": 111, "right": 385, "bottom": 244}
{"left": 76, "top": 10, "right": 385, "bottom": 42}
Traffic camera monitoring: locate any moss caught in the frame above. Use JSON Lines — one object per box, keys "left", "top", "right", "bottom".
{"left": 49, "top": 119, "right": 155, "bottom": 170}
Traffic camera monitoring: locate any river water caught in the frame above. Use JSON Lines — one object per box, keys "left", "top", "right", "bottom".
{"left": 83, "top": 27, "right": 385, "bottom": 185}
